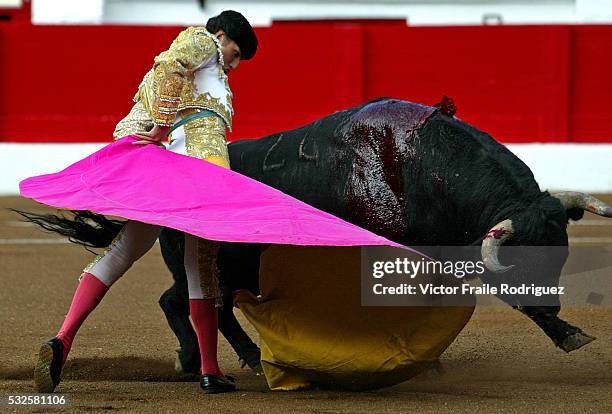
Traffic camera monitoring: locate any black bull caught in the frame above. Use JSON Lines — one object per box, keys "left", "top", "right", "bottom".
{"left": 22, "top": 98, "right": 612, "bottom": 373}
{"left": 161, "top": 98, "right": 611, "bottom": 371}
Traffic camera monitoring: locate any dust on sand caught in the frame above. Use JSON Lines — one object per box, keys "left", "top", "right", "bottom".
{"left": 1, "top": 197, "right": 610, "bottom": 413}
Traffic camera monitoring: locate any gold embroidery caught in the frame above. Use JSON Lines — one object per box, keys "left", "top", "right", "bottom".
{"left": 182, "top": 110, "right": 229, "bottom": 163}
{"left": 135, "top": 27, "right": 233, "bottom": 130}
{"left": 113, "top": 101, "right": 154, "bottom": 139}
{"left": 197, "top": 238, "right": 223, "bottom": 307}
{"left": 179, "top": 91, "right": 233, "bottom": 131}
{"left": 114, "top": 101, "right": 229, "bottom": 165}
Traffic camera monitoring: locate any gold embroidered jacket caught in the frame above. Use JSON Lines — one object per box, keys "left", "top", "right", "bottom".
{"left": 134, "top": 27, "right": 234, "bottom": 130}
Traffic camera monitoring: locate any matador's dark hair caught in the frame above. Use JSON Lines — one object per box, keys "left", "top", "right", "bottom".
{"left": 206, "top": 10, "right": 258, "bottom": 60}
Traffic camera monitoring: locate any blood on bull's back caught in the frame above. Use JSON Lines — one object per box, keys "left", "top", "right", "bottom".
{"left": 228, "top": 97, "right": 542, "bottom": 247}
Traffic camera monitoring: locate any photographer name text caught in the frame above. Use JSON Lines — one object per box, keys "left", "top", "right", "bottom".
{"left": 372, "top": 283, "right": 565, "bottom": 296}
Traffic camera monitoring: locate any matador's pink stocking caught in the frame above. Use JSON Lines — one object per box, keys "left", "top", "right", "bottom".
{"left": 56, "top": 273, "right": 109, "bottom": 365}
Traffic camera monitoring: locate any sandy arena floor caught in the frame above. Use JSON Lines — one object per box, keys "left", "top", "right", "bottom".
{"left": 0, "top": 196, "right": 610, "bottom": 413}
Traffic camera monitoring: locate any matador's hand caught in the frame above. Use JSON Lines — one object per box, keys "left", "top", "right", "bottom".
{"left": 133, "top": 124, "right": 171, "bottom": 147}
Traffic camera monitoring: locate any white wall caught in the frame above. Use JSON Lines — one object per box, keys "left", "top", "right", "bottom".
{"left": 1, "top": 143, "right": 105, "bottom": 196}
{"left": 576, "top": 0, "right": 612, "bottom": 23}
{"left": 99, "top": 0, "right": 592, "bottom": 26}
{"left": 32, "top": 0, "right": 104, "bottom": 24}
{"left": 2, "top": 143, "right": 611, "bottom": 195}
{"left": 0, "top": 0, "right": 22, "bottom": 7}
{"left": 29, "top": 0, "right": 612, "bottom": 26}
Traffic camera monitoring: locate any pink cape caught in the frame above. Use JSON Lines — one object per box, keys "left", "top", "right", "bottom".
{"left": 20, "top": 136, "right": 407, "bottom": 249}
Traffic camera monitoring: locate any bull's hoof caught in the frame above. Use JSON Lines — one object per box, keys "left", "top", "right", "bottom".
{"left": 174, "top": 347, "right": 200, "bottom": 374}
{"left": 239, "top": 348, "right": 263, "bottom": 374}
{"left": 559, "top": 332, "right": 596, "bottom": 352}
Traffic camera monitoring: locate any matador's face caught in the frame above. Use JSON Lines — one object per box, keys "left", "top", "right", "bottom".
{"left": 216, "top": 32, "right": 242, "bottom": 74}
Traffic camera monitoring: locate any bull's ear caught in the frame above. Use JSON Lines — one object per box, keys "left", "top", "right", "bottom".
{"left": 566, "top": 207, "right": 584, "bottom": 222}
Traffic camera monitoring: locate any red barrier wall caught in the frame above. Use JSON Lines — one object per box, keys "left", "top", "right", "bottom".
{"left": 1, "top": 21, "right": 611, "bottom": 143}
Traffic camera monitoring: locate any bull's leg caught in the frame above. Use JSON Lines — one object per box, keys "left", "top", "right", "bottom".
{"left": 158, "top": 229, "right": 200, "bottom": 374}
{"left": 159, "top": 284, "right": 201, "bottom": 374}
{"left": 217, "top": 243, "right": 262, "bottom": 372}
{"left": 160, "top": 229, "right": 262, "bottom": 373}
{"left": 518, "top": 306, "right": 595, "bottom": 352}
{"left": 218, "top": 286, "right": 262, "bottom": 373}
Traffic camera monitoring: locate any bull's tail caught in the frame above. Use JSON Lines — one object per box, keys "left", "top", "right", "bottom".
{"left": 12, "top": 209, "right": 124, "bottom": 248}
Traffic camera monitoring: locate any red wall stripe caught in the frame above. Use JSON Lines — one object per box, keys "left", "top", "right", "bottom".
{"left": 1, "top": 21, "right": 611, "bottom": 143}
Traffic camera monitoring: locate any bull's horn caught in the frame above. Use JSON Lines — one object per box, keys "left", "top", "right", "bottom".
{"left": 552, "top": 192, "right": 612, "bottom": 217}
{"left": 481, "top": 219, "right": 515, "bottom": 273}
